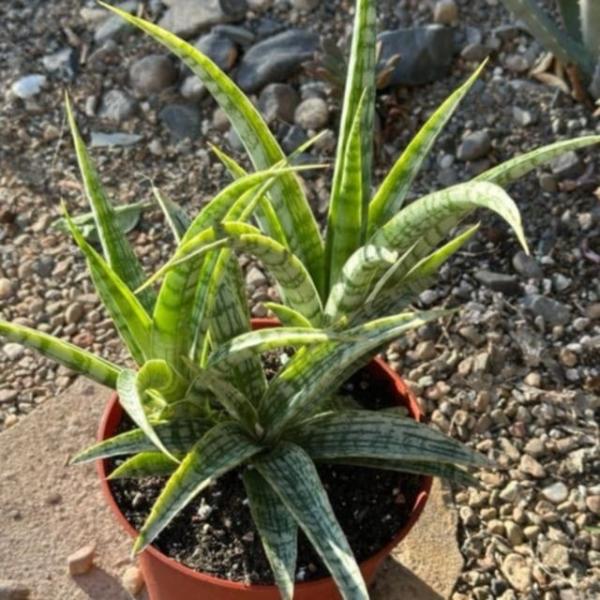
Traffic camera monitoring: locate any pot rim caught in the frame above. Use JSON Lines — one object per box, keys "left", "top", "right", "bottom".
{"left": 96, "top": 318, "right": 433, "bottom": 593}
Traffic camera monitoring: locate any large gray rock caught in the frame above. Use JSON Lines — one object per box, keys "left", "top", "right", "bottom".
{"left": 159, "top": 0, "right": 247, "bottom": 39}
{"left": 377, "top": 25, "right": 456, "bottom": 87}
{"left": 235, "top": 29, "right": 319, "bottom": 92}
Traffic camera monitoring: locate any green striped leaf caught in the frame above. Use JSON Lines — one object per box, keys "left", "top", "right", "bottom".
{"left": 326, "top": 90, "right": 367, "bottom": 289}
{"left": 475, "top": 135, "right": 600, "bottom": 187}
{"left": 328, "top": 458, "right": 477, "bottom": 487}
{"left": 0, "top": 320, "right": 120, "bottom": 388}
{"left": 65, "top": 95, "right": 155, "bottom": 311}
{"left": 328, "top": 0, "right": 377, "bottom": 289}
{"left": 325, "top": 245, "right": 398, "bottom": 321}
{"left": 558, "top": 0, "right": 583, "bottom": 43}
{"left": 292, "top": 410, "right": 487, "bottom": 468}
{"left": 207, "top": 327, "right": 349, "bottom": 370}
{"left": 263, "top": 303, "right": 313, "bottom": 328}
{"left": 261, "top": 310, "right": 449, "bottom": 434}
{"left": 133, "top": 422, "right": 261, "bottom": 553}
{"left": 136, "top": 359, "right": 188, "bottom": 403}
{"left": 255, "top": 443, "right": 368, "bottom": 600}
{"left": 368, "top": 62, "right": 486, "bottom": 232}
{"left": 117, "top": 369, "right": 178, "bottom": 462}
{"left": 243, "top": 470, "right": 298, "bottom": 600}
{"left": 101, "top": 3, "right": 325, "bottom": 295}
{"left": 63, "top": 209, "right": 152, "bottom": 364}
{"left": 71, "top": 419, "right": 211, "bottom": 464}
{"left": 109, "top": 451, "right": 179, "bottom": 479}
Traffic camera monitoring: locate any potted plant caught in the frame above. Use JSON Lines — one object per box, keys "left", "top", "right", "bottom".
{"left": 1, "top": 1, "right": 599, "bottom": 599}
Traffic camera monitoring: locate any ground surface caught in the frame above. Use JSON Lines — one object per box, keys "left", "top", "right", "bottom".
{"left": 1, "top": 0, "right": 599, "bottom": 598}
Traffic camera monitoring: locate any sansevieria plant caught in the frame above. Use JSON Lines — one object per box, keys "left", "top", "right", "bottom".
{"left": 1, "top": 1, "right": 599, "bottom": 598}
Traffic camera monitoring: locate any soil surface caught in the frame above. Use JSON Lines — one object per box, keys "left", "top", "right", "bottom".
{"left": 109, "top": 367, "right": 421, "bottom": 584}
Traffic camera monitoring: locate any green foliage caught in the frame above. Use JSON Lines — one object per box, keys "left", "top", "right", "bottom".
{"left": 1, "top": 2, "right": 599, "bottom": 599}
{"left": 498, "top": 0, "right": 597, "bottom": 79}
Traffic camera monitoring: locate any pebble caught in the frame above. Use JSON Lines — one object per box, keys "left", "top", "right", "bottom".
{"left": 538, "top": 173, "right": 558, "bottom": 193}
{"left": 291, "top": 0, "right": 319, "bottom": 11}
{"left": 524, "top": 295, "right": 571, "bottom": 326}
{"left": 505, "top": 521, "right": 524, "bottom": 546}
{"left": 67, "top": 544, "right": 96, "bottom": 576}
{"left": 90, "top": 132, "right": 142, "bottom": 147}
{"left": 0, "top": 390, "right": 18, "bottom": 404}
{"left": 540, "top": 543, "right": 570, "bottom": 570}
{"left": 457, "top": 130, "right": 491, "bottom": 161}
{"left": 512, "top": 106, "right": 536, "bottom": 127}
{"left": 550, "top": 151, "right": 584, "bottom": 180}
{"left": 504, "top": 54, "right": 530, "bottom": 73}
{"left": 520, "top": 454, "right": 546, "bottom": 479}
{"left": 541, "top": 482, "right": 569, "bottom": 504}
{"left": 0, "top": 278, "right": 14, "bottom": 299}
{"left": 474, "top": 270, "right": 520, "bottom": 295}
{"left": 3, "top": 415, "right": 18, "bottom": 428}
{"left": 236, "top": 29, "right": 319, "bottom": 92}
{"left": 259, "top": 83, "right": 300, "bottom": 124}
{"left": 65, "top": 302, "right": 85, "bottom": 325}
{"left": 246, "top": 266, "right": 267, "bottom": 288}
{"left": 512, "top": 251, "right": 543, "bottom": 279}
{"left": 159, "top": 0, "right": 247, "bottom": 39}
{"left": 0, "top": 580, "right": 31, "bottom": 599}
{"left": 585, "top": 303, "right": 600, "bottom": 320}
{"left": 129, "top": 55, "right": 178, "bottom": 96}
{"left": 159, "top": 104, "right": 202, "bottom": 141}
{"left": 98, "top": 89, "right": 138, "bottom": 123}
{"left": 2, "top": 343, "right": 25, "bottom": 361}
{"left": 121, "top": 565, "right": 144, "bottom": 596}
{"left": 11, "top": 75, "right": 47, "bottom": 100}
{"left": 501, "top": 554, "right": 531, "bottom": 592}
{"left": 433, "top": 0, "right": 458, "bottom": 25}
{"left": 94, "top": 2, "right": 136, "bottom": 43}
{"left": 195, "top": 33, "right": 238, "bottom": 72}
{"left": 586, "top": 496, "right": 600, "bottom": 515}
{"left": 42, "top": 48, "right": 78, "bottom": 81}
{"left": 180, "top": 76, "right": 206, "bottom": 101}
{"left": 294, "top": 97, "right": 329, "bottom": 130}
{"left": 378, "top": 26, "right": 455, "bottom": 87}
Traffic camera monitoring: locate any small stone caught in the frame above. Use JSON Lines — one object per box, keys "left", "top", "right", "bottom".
{"left": 0, "top": 390, "right": 18, "bottom": 404}
{"left": 512, "top": 106, "right": 536, "bottom": 127}
{"left": 586, "top": 495, "right": 600, "bottom": 515}
{"left": 501, "top": 554, "right": 531, "bottom": 592}
{"left": 523, "top": 438, "right": 545, "bottom": 457}
{"left": 538, "top": 173, "right": 558, "bottom": 193}
{"left": 2, "top": 343, "right": 25, "bottom": 361}
{"left": 474, "top": 270, "right": 520, "bottom": 295}
{"left": 67, "top": 544, "right": 96, "bottom": 576}
{"left": 414, "top": 340, "right": 436, "bottom": 361}
{"left": 433, "top": 0, "right": 458, "bottom": 25}
{"left": 11, "top": 74, "right": 47, "bottom": 99}
{"left": 487, "top": 519, "right": 506, "bottom": 535}
{"left": 236, "top": 29, "right": 319, "bottom": 92}
{"left": 550, "top": 151, "right": 584, "bottom": 180}
{"left": 121, "top": 566, "right": 144, "bottom": 596}
{"left": 65, "top": 302, "right": 85, "bottom": 325}
{"left": 94, "top": 3, "right": 136, "bottom": 43}
{"left": 259, "top": 83, "right": 300, "bottom": 124}
{"left": 129, "top": 55, "right": 178, "bottom": 96}
{"left": 524, "top": 295, "right": 571, "bottom": 326}
{"left": 541, "top": 482, "right": 569, "bottom": 504}
{"left": 524, "top": 372, "right": 541, "bottom": 387}
{"left": 519, "top": 454, "right": 546, "bottom": 479}
{"left": 294, "top": 97, "right": 329, "bottom": 130}
{"left": 195, "top": 33, "right": 238, "bottom": 72}
{"left": 505, "top": 54, "right": 530, "bottom": 73}
{"left": 0, "top": 580, "right": 31, "bottom": 599}
{"left": 159, "top": 104, "right": 202, "bottom": 141}
{"left": 558, "top": 348, "right": 577, "bottom": 368}
{"left": 291, "top": 0, "right": 319, "bottom": 11}
{"left": 90, "top": 132, "right": 142, "bottom": 147}
{"left": 505, "top": 521, "right": 524, "bottom": 546}
{"left": 246, "top": 266, "right": 267, "bottom": 288}
{"left": 3, "top": 415, "right": 18, "bottom": 428}
{"left": 42, "top": 48, "right": 78, "bottom": 80}
{"left": 281, "top": 125, "right": 308, "bottom": 153}
{"left": 181, "top": 76, "right": 206, "bottom": 101}
{"left": 457, "top": 130, "right": 491, "bottom": 161}
{"left": 585, "top": 303, "right": 600, "bottom": 320}
{"left": 512, "top": 251, "right": 543, "bottom": 279}
{"left": 0, "top": 278, "right": 14, "bottom": 299}
{"left": 540, "top": 543, "right": 570, "bottom": 570}
{"left": 98, "top": 90, "right": 138, "bottom": 123}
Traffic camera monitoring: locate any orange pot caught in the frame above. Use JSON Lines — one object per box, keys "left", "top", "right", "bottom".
{"left": 97, "top": 318, "right": 432, "bottom": 600}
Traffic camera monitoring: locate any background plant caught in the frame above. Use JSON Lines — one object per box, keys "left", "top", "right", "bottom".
{"left": 1, "top": 1, "right": 599, "bottom": 599}
{"left": 499, "top": 0, "right": 600, "bottom": 94}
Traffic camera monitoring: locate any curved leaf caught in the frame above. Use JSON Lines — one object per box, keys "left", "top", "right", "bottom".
{"left": 109, "top": 451, "right": 179, "bottom": 479}
{"left": 133, "top": 422, "right": 261, "bottom": 553}
{"left": 0, "top": 320, "right": 120, "bottom": 388}
{"left": 263, "top": 303, "right": 313, "bottom": 328}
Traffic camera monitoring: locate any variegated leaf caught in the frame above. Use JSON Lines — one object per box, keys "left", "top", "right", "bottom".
{"left": 368, "top": 62, "right": 486, "bottom": 232}
{"left": 71, "top": 419, "right": 211, "bottom": 464}
{"left": 0, "top": 320, "right": 120, "bottom": 388}
{"left": 109, "top": 451, "right": 179, "bottom": 479}
{"left": 150, "top": 184, "right": 191, "bottom": 243}
{"left": 262, "top": 303, "right": 313, "bottom": 328}
{"left": 255, "top": 443, "right": 368, "bottom": 600}
{"left": 133, "top": 422, "right": 261, "bottom": 553}
{"left": 243, "top": 470, "right": 298, "bottom": 600}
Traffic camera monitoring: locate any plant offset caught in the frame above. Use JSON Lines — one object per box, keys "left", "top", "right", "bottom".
{"left": 1, "top": 1, "right": 599, "bottom": 599}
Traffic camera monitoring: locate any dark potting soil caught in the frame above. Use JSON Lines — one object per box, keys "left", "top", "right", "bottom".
{"left": 108, "top": 365, "right": 421, "bottom": 585}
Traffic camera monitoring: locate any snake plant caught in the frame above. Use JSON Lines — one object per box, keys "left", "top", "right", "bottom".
{"left": 499, "top": 0, "right": 600, "bottom": 86}
{"left": 1, "top": 1, "right": 599, "bottom": 598}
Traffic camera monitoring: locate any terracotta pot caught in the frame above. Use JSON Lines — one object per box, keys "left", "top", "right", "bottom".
{"left": 97, "top": 318, "right": 432, "bottom": 600}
